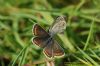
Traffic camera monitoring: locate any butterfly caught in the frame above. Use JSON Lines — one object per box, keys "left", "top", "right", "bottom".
{"left": 32, "top": 16, "right": 67, "bottom": 58}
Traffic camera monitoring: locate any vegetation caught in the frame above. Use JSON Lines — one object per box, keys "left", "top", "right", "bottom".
{"left": 0, "top": 0, "right": 100, "bottom": 66}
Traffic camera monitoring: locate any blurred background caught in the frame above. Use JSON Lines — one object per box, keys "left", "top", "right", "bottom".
{"left": 0, "top": 0, "right": 100, "bottom": 66}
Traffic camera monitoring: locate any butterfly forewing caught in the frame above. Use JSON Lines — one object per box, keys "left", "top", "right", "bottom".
{"left": 33, "top": 24, "right": 49, "bottom": 37}
{"left": 49, "top": 16, "right": 67, "bottom": 35}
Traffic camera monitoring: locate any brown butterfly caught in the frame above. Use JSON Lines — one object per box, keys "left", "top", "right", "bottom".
{"left": 32, "top": 16, "right": 66, "bottom": 58}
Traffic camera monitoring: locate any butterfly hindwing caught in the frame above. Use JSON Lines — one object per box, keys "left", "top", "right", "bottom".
{"left": 32, "top": 36, "right": 50, "bottom": 48}
{"left": 43, "top": 40, "right": 54, "bottom": 58}
{"left": 43, "top": 39, "right": 64, "bottom": 58}
{"left": 53, "top": 40, "right": 65, "bottom": 56}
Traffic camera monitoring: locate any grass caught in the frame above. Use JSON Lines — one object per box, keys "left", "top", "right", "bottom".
{"left": 0, "top": 0, "right": 100, "bottom": 66}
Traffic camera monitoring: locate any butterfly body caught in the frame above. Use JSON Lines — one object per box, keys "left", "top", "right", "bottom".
{"left": 32, "top": 16, "right": 66, "bottom": 58}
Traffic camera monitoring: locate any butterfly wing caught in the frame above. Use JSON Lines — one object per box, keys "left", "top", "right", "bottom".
{"left": 43, "top": 40, "right": 54, "bottom": 58}
{"left": 53, "top": 40, "right": 65, "bottom": 56}
{"left": 32, "top": 24, "right": 50, "bottom": 48}
{"left": 49, "top": 16, "right": 67, "bottom": 35}
{"left": 33, "top": 24, "right": 49, "bottom": 37}
{"left": 32, "top": 37, "right": 48, "bottom": 48}
{"left": 43, "top": 39, "right": 65, "bottom": 58}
